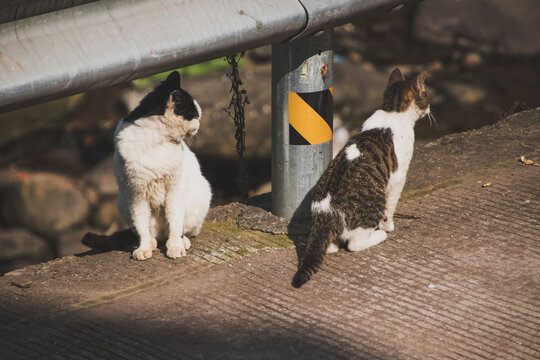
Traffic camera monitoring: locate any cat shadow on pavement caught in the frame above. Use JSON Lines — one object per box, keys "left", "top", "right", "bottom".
{"left": 78, "top": 229, "right": 138, "bottom": 257}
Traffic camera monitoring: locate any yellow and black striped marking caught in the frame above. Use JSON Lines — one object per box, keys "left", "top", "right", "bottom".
{"left": 289, "top": 87, "right": 333, "bottom": 145}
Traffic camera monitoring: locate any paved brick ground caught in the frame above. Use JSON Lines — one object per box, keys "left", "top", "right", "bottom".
{"left": 1, "top": 110, "right": 539, "bottom": 359}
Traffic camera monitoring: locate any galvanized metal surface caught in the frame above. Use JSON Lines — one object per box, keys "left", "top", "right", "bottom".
{"left": 0, "top": 0, "right": 411, "bottom": 113}
{"left": 0, "top": 0, "right": 98, "bottom": 24}
{"left": 0, "top": 0, "right": 306, "bottom": 113}
{"left": 297, "top": 0, "right": 407, "bottom": 38}
{"left": 271, "top": 29, "right": 333, "bottom": 219}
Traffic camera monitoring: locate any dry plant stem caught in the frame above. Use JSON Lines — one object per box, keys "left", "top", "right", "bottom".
{"left": 225, "top": 54, "right": 249, "bottom": 200}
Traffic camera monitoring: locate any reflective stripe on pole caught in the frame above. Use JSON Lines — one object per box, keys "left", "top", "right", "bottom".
{"left": 271, "top": 29, "right": 333, "bottom": 220}
{"left": 289, "top": 87, "right": 333, "bottom": 145}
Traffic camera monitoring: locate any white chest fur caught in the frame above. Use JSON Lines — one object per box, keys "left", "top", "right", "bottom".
{"left": 362, "top": 107, "right": 417, "bottom": 173}
{"left": 115, "top": 118, "right": 183, "bottom": 183}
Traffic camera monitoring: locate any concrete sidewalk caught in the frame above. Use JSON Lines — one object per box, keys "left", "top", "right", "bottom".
{"left": 1, "top": 109, "right": 539, "bottom": 359}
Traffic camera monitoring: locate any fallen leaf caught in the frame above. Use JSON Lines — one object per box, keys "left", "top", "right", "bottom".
{"left": 482, "top": 182, "right": 492, "bottom": 188}
{"left": 520, "top": 155, "right": 539, "bottom": 166}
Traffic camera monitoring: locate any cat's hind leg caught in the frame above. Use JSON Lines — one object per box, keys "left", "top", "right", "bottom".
{"left": 183, "top": 235, "right": 191, "bottom": 250}
{"left": 381, "top": 172, "right": 406, "bottom": 232}
{"left": 181, "top": 184, "right": 211, "bottom": 251}
{"left": 346, "top": 227, "right": 387, "bottom": 252}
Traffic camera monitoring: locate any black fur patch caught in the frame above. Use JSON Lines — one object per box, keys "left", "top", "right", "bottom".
{"left": 124, "top": 71, "right": 181, "bottom": 122}
{"left": 171, "top": 89, "right": 199, "bottom": 121}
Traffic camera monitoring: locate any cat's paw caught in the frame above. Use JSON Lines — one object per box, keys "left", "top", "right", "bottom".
{"left": 379, "top": 219, "right": 395, "bottom": 232}
{"left": 166, "top": 244, "right": 187, "bottom": 259}
{"left": 132, "top": 248, "right": 153, "bottom": 261}
{"left": 151, "top": 238, "right": 158, "bottom": 250}
{"left": 326, "top": 243, "right": 339, "bottom": 254}
{"left": 183, "top": 235, "right": 191, "bottom": 250}
{"left": 348, "top": 230, "right": 387, "bottom": 252}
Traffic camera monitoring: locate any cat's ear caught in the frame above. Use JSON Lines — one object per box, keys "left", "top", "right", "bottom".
{"left": 413, "top": 71, "right": 427, "bottom": 93}
{"left": 166, "top": 90, "right": 180, "bottom": 112}
{"left": 166, "top": 71, "right": 181, "bottom": 88}
{"left": 387, "top": 68, "right": 405, "bottom": 88}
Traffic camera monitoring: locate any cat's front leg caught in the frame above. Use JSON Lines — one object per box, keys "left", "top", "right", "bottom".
{"left": 131, "top": 198, "right": 155, "bottom": 260}
{"left": 165, "top": 189, "right": 187, "bottom": 259}
{"left": 381, "top": 172, "right": 406, "bottom": 232}
{"left": 378, "top": 217, "right": 395, "bottom": 232}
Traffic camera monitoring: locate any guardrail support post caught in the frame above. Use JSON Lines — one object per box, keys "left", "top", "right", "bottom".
{"left": 271, "top": 29, "right": 333, "bottom": 220}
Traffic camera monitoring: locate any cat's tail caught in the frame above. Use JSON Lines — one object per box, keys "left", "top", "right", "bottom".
{"left": 292, "top": 213, "right": 340, "bottom": 288}
{"left": 81, "top": 229, "right": 137, "bottom": 251}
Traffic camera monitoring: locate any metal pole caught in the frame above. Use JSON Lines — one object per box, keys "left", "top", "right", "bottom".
{"left": 271, "top": 29, "right": 333, "bottom": 220}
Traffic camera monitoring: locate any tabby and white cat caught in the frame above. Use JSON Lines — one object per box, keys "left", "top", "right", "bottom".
{"left": 114, "top": 71, "right": 211, "bottom": 261}
{"left": 292, "top": 68, "right": 430, "bottom": 287}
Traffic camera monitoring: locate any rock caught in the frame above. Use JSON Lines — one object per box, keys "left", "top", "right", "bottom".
{"left": 250, "top": 181, "right": 271, "bottom": 198}
{"left": 462, "top": 51, "right": 483, "bottom": 68}
{"left": 207, "top": 202, "right": 249, "bottom": 223}
{"left": 334, "top": 61, "right": 388, "bottom": 124}
{"left": 246, "top": 45, "right": 272, "bottom": 63}
{"left": 40, "top": 139, "right": 85, "bottom": 174}
{"left": 1, "top": 172, "right": 90, "bottom": 238}
{"left": 236, "top": 206, "right": 290, "bottom": 235}
{"left": 82, "top": 155, "right": 118, "bottom": 196}
{"left": 90, "top": 198, "right": 123, "bottom": 230}
{"left": 0, "top": 94, "right": 83, "bottom": 148}
{"left": 414, "top": 0, "right": 540, "bottom": 55}
{"left": 443, "top": 82, "right": 487, "bottom": 105}
{"left": 0, "top": 167, "right": 19, "bottom": 189}
{"left": 0, "top": 228, "right": 53, "bottom": 262}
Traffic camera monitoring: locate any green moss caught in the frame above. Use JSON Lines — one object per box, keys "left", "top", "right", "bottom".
{"left": 205, "top": 221, "right": 246, "bottom": 235}
{"left": 245, "top": 231, "right": 294, "bottom": 249}
{"left": 205, "top": 221, "right": 294, "bottom": 261}
{"left": 234, "top": 249, "right": 250, "bottom": 256}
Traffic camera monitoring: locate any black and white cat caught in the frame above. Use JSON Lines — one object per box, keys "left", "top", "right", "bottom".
{"left": 114, "top": 71, "right": 212, "bottom": 261}
{"left": 292, "top": 68, "right": 430, "bottom": 287}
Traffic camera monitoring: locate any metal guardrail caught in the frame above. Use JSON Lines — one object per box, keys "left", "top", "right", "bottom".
{"left": 0, "top": 0, "right": 407, "bottom": 113}
{"left": 0, "top": 0, "right": 410, "bottom": 218}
